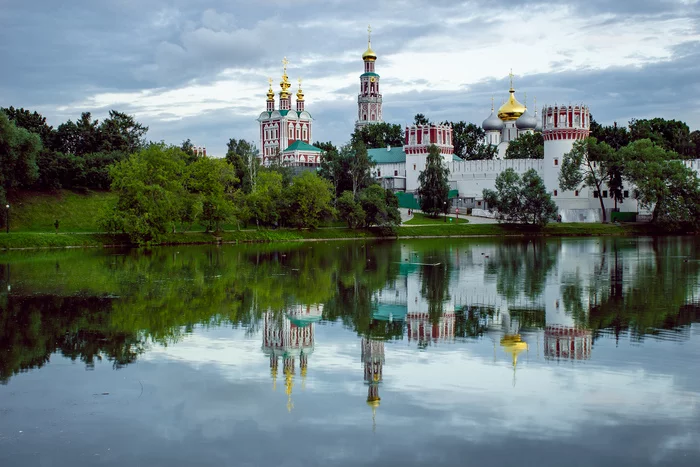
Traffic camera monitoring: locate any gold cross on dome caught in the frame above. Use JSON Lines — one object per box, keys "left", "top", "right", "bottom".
{"left": 268, "top": 77, "right": 273, "bottom": 86}
{"left": 491, "top": 96, "right": 494, "bottom": 111}
{"left": 368, "top": 24, "right": 372, "bottom": 43}
{"left": 298, "top": 77, "right": 302, "bottom": 86}
{"left": 509, "top": 69, "right": 514, "bottom": 89}
{"left": 282, "top": 57, "right": 289, "bottom": 72}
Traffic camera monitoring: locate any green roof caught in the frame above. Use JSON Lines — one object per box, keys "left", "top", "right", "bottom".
{"left": 278, "top": 110, "right": 290, "bottom": 116}
{"left": 372, "top": 304, "right": 407, "bottom": 322}
{"left": 368, "top": 146, "right": 406, "bottom": 164}
{"left": 453, "top": 155, "right": 462, "bottom": 162}
{"left": 360, "top": 72, "right": 380, "bottom": 78}
{"left": 283, "top": 140, "right": 324, "bottom": 153}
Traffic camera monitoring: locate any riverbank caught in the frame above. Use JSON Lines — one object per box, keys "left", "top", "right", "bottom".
{"left": 0, "top": 222, "right": 690, "bottom": 250}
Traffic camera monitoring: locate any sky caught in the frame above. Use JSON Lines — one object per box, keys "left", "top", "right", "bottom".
{"left": 1, "top": 0, "right": 699, "bottom": 157}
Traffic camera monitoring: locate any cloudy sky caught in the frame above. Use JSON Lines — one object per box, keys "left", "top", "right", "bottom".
{"left": 1, "top": 0, "right": 699, "bottom": 156}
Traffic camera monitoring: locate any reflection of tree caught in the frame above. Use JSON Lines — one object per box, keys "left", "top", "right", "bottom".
{"left": 419, "top": 248, "right": 452, "bottom": 324}
{"left": 587, "top": 238, "right": 700, "bottom": 340}
{"left": 0, "top": 296, "right": 145, "bottom": 384}
{"left": 454, "top": 306, "right": 497, "bottom": 338}
{"left": 485, "top": 239, "right": 559, "bottom": 301}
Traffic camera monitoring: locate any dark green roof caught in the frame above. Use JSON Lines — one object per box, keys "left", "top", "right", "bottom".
{"left": 368, "top": 146, "right": 406, "bottom": 164}
{"left": 360, "top": 72, "right": 380, "bottom": 78}
{"left": 283, "top": 140, "right": 324, "bottom": 153}
{"left": 278, "top": 110, "right": 290, "bottom": 116}
{"left": 372, "top": 304, "right": 407, "bottom": 322}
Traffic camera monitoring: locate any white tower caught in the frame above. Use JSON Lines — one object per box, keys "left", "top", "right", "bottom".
{"left": 542, "top": 104, "right": 591, "bottom": 208}
{"left": 403, "top": 123, "right": 454, "bottom": 192}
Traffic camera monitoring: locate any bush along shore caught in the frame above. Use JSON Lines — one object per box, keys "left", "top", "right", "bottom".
{"left": 0, "top": 222, "right": 692, "bottom": 251}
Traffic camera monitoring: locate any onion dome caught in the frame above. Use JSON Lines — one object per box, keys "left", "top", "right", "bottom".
{"left": 483, "top": 97, "right": 505, "bottom": 131}
{"left": 363, "top": 25, "right": 377, "bottom": 61}
{"left": 266, "top": 78, "right": 275, "bottom": 101}
{"left": 498, "top": 70, "right": 526, "bottom": 121}
{"left": 280, "top": 57, "right": 292, "bottom": 98}
{"left": 516, "top": 108, "right": 537, "bottom": 130}
{"left": 296, "top": 78, "right": 304, "bottom": 101}
{"left": 498, "top": 89, "right": 526, "bottom": 121}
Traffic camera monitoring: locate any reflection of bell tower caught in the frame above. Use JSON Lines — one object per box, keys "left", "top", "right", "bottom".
{"left": 262, "top": 311, "right": 316, "bottom": 412}
{"left": 361, "top": 338, "right": 384, "bottom": 431}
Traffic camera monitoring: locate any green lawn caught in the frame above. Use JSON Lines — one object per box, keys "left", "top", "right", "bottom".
{"left": 403, "top": 212, "right": 469, "bottom": 225}
{"left": 8, "top": 190, "right": 117, "bottom": 233}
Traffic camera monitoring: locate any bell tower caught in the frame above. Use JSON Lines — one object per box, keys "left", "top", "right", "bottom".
{"left": 355, "top": 25, "right": 383, "bottom": 131}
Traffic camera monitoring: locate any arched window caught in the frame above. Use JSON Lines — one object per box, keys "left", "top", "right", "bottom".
{"left": 289, "top": 126, "right": 293, "bottom": 139}
{"left": 303, "top": 126, "right": 307, "bottom": 140}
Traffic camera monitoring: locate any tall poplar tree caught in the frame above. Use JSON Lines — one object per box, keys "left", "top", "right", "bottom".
{"left": 417, "top": 144, "right": 450, "bottom": 217}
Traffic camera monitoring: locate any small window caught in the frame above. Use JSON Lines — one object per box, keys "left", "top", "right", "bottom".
{"left": 594, "top": 191, "right": 599, "bottom": 198}
{"left": 554, "top": 159, "right": 559, "bottom": 166}
{"left": 394, "top": 170, "right": 398, "bottom": 176}
{"left": 624, "top": 190, "right": 629, "bottom": 198}
{"left": 377, "top": 170, "right": 381, "bottom": 177}
{"left": 477, "top": 201, "right": 482, "bottom": 207}
{"left": 603, "top": 190, "right": 608, "bottom": 198}
{"left": 413, "top": 164, "right": 416, "bottom": 170}
{"left": 553, "top": 190, "right": 558, "bottom": 197}
{"left": 575, "top": 190, "right": 579, "bottom": 197}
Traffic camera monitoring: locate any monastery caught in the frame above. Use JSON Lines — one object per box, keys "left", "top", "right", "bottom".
{"left": 256, "top": 28, "right": 700, "bottom": 222}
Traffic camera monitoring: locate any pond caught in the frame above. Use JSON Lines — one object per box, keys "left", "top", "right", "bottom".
{"left": 1, "top": 237, "right": 699, "bottom": 466}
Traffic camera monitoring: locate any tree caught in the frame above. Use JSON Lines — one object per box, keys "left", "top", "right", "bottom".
{"left": 450, "top": 121, "right": 498, "bottom": 160}
{"left": 559, "top": 137, "right": 617, "bottom": 222}
{"left": 414, "top": 114, "right": 430, "bottom": 126}
{"left": 98, "top": 110, "right": 148, "bottom": 154}
{"left": 185, "top": 157, "right": 238, "bottom": 232}
{"left": 0, "top": 112, "right": 41, "bottom": 211}
{"left": 590, "top": 117, "right": 630, "bottom": 150}
{"left": 359, "top": 184, "right": 401, "bottom": 229}
{"left": 284, "top": 172, "right": 335, "bottom": 228}
{"left": 1, "top": 106, "right": 54, "bottom": 147}
{"left": 505, "top": 132, "right": 544, "bottom": 159}
{"left": 318, "top": 143, "right": 352, "bottom": 198}
{"left": 621, "top": 139, "right": 700, "bottom": 229}
{"left": 417, "top": 144, "right": 450, "bottom": 217}
{"left": 348, "top": 140, "right": 375, "bottom": 198}
{"left": 628, "top": 118, "right": 694, "bottom": 158}
{"left": 225, "top": 138, "right": 259, "bottom": 193}
{"left": 246, "top": 171, "right": 284, "bottom": 228}
{"left": 336, "top": 191, "right": 365, "bottom": 229}
{"left": 482, "top": 168, "right": 557, "bottom": 227}
{"left": 351, "top": 122, "right": 404, "bottom": 149}
{"left": 100, "top": 144, "right": 188, "bottom": 243}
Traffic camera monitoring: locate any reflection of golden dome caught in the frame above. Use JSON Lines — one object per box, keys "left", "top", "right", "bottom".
{"left": 501, "top": 334, "right": 528, "bottom": 367}
{"left": 498, "top": 89, "right": 526, "bottom": 121}
{"left": 367, "top": 397, "right": 380, "bottom": 408}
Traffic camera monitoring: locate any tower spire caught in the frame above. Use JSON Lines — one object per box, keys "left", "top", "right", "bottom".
{"left": 491, "top": 96, "right": 494, "bottom": 112}
{"left": 368, "top": 24, "right": 372, "bottom": 47}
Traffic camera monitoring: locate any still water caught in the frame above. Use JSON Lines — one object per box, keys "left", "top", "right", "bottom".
{"left": 1, "top": 237, "right": 699, "bottom": 466}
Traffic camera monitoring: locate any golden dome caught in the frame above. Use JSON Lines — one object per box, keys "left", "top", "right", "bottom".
{"left": 280, "top": 57, "right": 292, "bottom": 99}
{"left": 498, "top": 89, "right": 526, "bottom": 121}
{"left": 362, "top": 46, "right": 377, "bottom": 61}
{"left": 296, "top": 78, "right": 304, "bottom": 101}
{"left": 266, "top": 78, "right": 275, "bottom": 101}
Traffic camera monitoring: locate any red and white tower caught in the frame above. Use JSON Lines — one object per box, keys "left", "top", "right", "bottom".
{"left": 355, "top": 25, "right": 383, "bottom": 130}
{"left": 403, "top": 123, "right": 454, "bottom": 192}
{"left": 542, "top": 104, "right": 590, "bottom": 202}
{"left": 406, "top": 311, "right": 456, "bottom": 347}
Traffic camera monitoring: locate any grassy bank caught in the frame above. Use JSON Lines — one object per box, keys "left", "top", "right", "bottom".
{"left": 8, "top": 190, "right": 117, "bottom": 232}
{"left": 1, "top": 222, "right": 684, "bottom": 250}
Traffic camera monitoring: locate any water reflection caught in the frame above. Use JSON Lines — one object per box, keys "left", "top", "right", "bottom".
{"left": 1, "top": 238, "right": 700, "bottom": 464}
